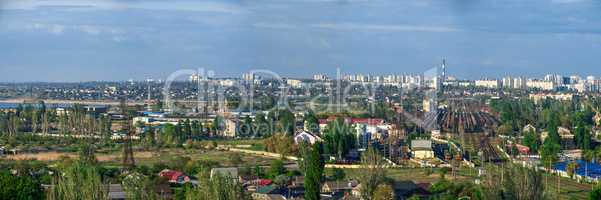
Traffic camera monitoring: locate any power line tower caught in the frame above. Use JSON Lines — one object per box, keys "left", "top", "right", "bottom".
{"left": 120, "top": 98, "right": 136, "bottom": 171}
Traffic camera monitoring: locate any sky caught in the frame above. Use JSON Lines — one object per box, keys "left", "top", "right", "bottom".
{"left": 1, "top": 0, "right": 601, "bottom": 82}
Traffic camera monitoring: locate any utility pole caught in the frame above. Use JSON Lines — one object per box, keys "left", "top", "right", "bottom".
{"left": 121, "top": 98, "right": 135, "bottom": 171}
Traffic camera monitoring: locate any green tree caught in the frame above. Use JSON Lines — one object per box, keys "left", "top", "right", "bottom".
{"left": 122, "top": 172, "right": 156, "bottom": 200}
{"left": 0, "top": 171, "right": 43, "bottom": 200}
{"left": 482, "top": 164, "right": 548, "bottom": 200}
{"left": 79, "top": 142, "right": 97, "bottom": 165}
{"left": 590, "top": 186, "right": 601, "bottom": 200}
{"left": 372, "top": 184, "right": 394, "bottom": 200}
{"left": 323, "top": 118, "right": 356, "bottom": 158}
{"left": 358, "top": 147, "right": 387, "bottom": 200}
{"left": 523, "top": 129, "right": 539, "bottom": 153}
{"left": 183, "top": 119, "right": 192, "bottom": 140}
{"left": 330, "top": 168, "right": 346, "bottom": 181}
{"left": 304, "top": 143, "right": 324, "bottom": 200}
{"left": 254, "top": 112, "right": 271, "bottom": 137}
{"left": 304, "top": 111, "right": 320, "bottom": 134}
{"left": 540, "top": 139, "right": 561, "bottom": 169}
{"left": 268, "top": 160, "right": 287, "bottom": 179}
{"left": 212, "top": 116, "right": 224, "bottom": 136}
{"left": 48, "top": 162, "right": 108, "bottom": 200}
{"left": 183, "top": 173, "right": 248, "bottom": 200}
{"left": 191, "top": 120, "right": 201, "bottom": 138}
{"left": 240, "top": 116, "right": 253, "bottom": 137}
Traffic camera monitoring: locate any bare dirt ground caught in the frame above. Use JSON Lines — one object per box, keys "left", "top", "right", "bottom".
{"left": 3, "top": 151, "right": 154, "bottom": 162}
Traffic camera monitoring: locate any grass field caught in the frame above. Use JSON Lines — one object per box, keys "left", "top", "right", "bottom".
{"left": 1, "top": 148, "right": 281, "bottom": 168}
{"left": 543, "top": 173, "right": 593, "bottom": 199}
{"left": 339, "top": 167, "right": 593, "bottom": 199}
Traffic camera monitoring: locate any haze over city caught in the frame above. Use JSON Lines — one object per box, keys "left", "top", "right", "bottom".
{"left": 2, "top": 0, "right": 601, "bottom": 82}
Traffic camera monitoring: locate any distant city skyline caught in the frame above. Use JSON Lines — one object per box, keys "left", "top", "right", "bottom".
{"left": 2, "top": 0, "right": 601, "bottom": 82}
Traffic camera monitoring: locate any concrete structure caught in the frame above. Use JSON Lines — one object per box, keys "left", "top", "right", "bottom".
{"left": 475, "top": 79, "right": 500, "bottom": 89}
{"left": 223, "top": 119, "right": 239, "bottom": 138}
{"left": 529, "top": 93, "right": 574, "bottom": 104}
{"left": 411, "top": 139, "right": 434, "bottom": 159}
{"left": 313, "top": 74, "right": 328, "bottom": 81}
{"left": 286, "top": 79, "right": 302, "bottom": 88}
{"left": 527, "top": 80, "right": 555, "bottom": 90}
{"left": 423, "top": 98, "right": 437, "bottom": 113}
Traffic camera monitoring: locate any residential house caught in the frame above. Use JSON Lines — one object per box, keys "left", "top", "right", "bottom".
{"left": 319, "top": 117, "right": 388, "bottom": 140}
{"left": 294, "top": 131, "right": 323, "bottom": 145}
{"left": 321, "top": 180, "right": 359, "bottom": 194}
{"left": 159, "top": 169, "right": 191, "bottom": 184}
{"left": 558, "top": 127, "right": 573, "bottom": 138}
{"left": 251, "top": 193, "right": 287, "bottom": 200}
{"left": 508, "top": 143, "right": 530, "bottom": 155}
{"left": 523, "top": 124, "right": 536, "bottom": 134}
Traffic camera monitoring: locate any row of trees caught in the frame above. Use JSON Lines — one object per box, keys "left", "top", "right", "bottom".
{"left": 0, "top": 102, "right": 112, "bottom": 138}
{"left": 322, "top": 118, "right": 357, "bottom": 159}
{"left": 492, "top": 97, "right": 598, "bottom": 137}
{"left": 300, "top": 140, "right": 391, "bottom": 200}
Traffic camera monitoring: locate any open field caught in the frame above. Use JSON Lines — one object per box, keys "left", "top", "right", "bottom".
{"left": 1, "top": 148, "right": 283, "bottom": 168}
{"left": 339, "top": 167, "right": 477, "bottom": 184}
{"left": 544, "top": 173, "right": 593, "bottom": 199}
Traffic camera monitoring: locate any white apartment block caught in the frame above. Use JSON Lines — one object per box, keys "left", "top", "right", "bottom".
{"left": 527, "top": 80, "right": 555, "bottom": 90}
{"left": 475, "top": 79, "right": 500, "bottom": 89}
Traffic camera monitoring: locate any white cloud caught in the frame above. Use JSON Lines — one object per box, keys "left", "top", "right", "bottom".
{"left": 311, "top": 23, "right": 460, "bottom": 32}
{"left": 1, "top": 0, "right": 244, "bottom": 14}
{"left": 253, "top": 22, "right": 298, "bottom": 30}
{"left": 26, "top": 23, "right": 123, "bottom": 36}
{"left": 29, "top": 23, "right": 65, "bottom": 35}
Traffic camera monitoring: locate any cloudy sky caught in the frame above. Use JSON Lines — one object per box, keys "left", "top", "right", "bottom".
{"left": 1, "top": 0, "right": 601, "bottom": 82}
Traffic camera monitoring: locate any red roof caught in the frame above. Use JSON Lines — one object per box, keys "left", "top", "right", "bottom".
{"left": 258, "top": 179, "right": 273, "bottom": 186}
{"left": 245, "top": 179, "right": 273, "bottom": 186}
{"left": 507, "top": 144, "right": 530, "bottom": 154}
{"left": 159, "top": 169, "right": 188, "bottom": 183}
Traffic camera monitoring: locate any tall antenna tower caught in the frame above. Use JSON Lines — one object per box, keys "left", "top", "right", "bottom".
{"left": 120, "top": 98, "right": 136, "bottom": 171}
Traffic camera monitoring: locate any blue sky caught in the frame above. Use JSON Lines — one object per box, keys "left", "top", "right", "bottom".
{"left": 1, "top": 0, "right": 601, "bottom": 82}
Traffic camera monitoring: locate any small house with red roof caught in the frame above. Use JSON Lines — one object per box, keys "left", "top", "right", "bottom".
{"left": 159, "top": 169, "right": 191, "bottom": 184}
